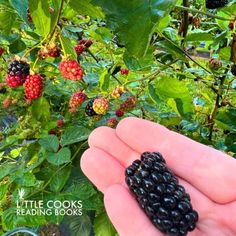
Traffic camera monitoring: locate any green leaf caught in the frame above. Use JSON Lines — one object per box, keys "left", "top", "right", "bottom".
{"left": 47, "top": 147, "right": 71, "bottom": 166}
{"left": 91, "top": 0, "right": 177, "bottom": 58}
{"left": 0, "top": 10, "right": 15, "bottom": 35}
{"left": 28, "top": 0, "right": 51, "bottom": 37}
{"left": 186, "top": 33, "right": 213, "bottom": 41}
{"left": 31, "top": 97, "right": 50, "bottom": 121}
{"left": 0, "top": 183, "right": 9, "bottom": 200}
{"left": 0, "top": 163, "right": 15, "bottom": 180}
{"left": 99, "top": 70, "right": 110, "bottom": 91}
{"left": 9, "top": 0, "right": 28, "bottom": 23}
{"left": 59, "top": 35, "right": 77, "bottom": 59}
{"left": 62, "top": 215, "right": 92, "bottom": 236}
{"left": 216, "top": 108, "right": 236, "bottom": 131}
{"left": 9, "top": 39, "right": 26, "bottom": 53}
{"left": 94, "top": 212, "right": 117, "bottom": 236}
{"left": 148, "top": 84, "right": 161, "bottom": 104}
{"left": 13, "top": 172, "right": 37, "bottom": 187}
{"left": 155, "top": 77, "right": 194, "bottom": 117}
{"left": 39, "top": 135, "right": 59, "bottom": 152}
{"left": 50, "top": 166, "right": 71, "bottom": 192}
{"left": 69, "top": 0, "right": 104, "bottom": 18}
{"left": 61, "top": 126, "right": 90, "bottom": 147}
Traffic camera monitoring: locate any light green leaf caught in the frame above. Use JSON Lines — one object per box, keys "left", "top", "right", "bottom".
{"left": 31, "top": 97, "right": 50, "bottom": 121}
{"left": 28, "top": 0, "right": 51, "bottom": 37}
{"left": 99, "top": 70, "right": 110, "bottom": 91}
{"left": 59, "top": 35, "right": 77, "bottom": 59}
{"left": 94, "top": 212, "right": 117, "bottom": 236}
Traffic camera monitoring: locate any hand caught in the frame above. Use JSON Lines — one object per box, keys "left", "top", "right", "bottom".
{"left": 81, "top": 117, "right": 236, "bottom": 236}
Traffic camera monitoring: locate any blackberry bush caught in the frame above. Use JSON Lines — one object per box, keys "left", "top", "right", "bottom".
{"left": 126, "top": 152, "right": 198, "bottom": 236}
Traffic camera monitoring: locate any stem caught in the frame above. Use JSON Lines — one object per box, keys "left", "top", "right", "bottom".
{"left": 175, "top": 5, "right": 231, "bottom": 21}
{"left": 48, "top": 0, "right": 65, "bottom": 42}
{"left": 208, "top": 70, "right": 228, "bottom": 140}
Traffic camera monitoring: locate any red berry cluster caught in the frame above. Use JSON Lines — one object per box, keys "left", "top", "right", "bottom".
{"left": 24, "top": 74, "right": 44, "bottom": 101}
{"left": 93, "top": 97, "right": 109, "bottom": 115}
{"left": 57, "top": 119, "right": 64, "bottom": 127}
{"left": 111, "top": 86, "right": 125, "bottom": 99}
{"left": 120, "top": 68, "right": 129, "bottom": 75}
{"left": 69, "top": 92, "right": 87, "bottom": 113}
{"left": 0, "top": 47, "right": 4, "bottom": 56}
{"left": 59, "top": 59, "right": 83, "bottom": 81}
{"left": 115, "top": 96, "right": 137, "bottom": 117}
{"left": 38, "top": 43, "right": 61, "bottom": 60}
{"left": 107, "top": 117, "right": 118, "bottom": 128}
{"left": 75, "top": 39, "right": 93, "bottom": 55}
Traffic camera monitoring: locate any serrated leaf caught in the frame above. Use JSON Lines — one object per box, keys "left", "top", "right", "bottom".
{"left": 0, "top": 10, "right": 15, "bottom": 35}
{"left": 59, "top": 34, "right": 77, "bottom": 59}
{"left": 216, "top": 108, "right": 236, "bottom": 131}
{"left": 61, "top": 126, "right": 90, "bottom": 147}
{"left": 28, "top": 0, "right": 51, "bottom": 37}
{"left": 47, "top": 147, "right": 71, "bottom": 166}
{"left": 9, "top": 39, "right": 26, "bottom": 53}
{"left": 148, "top": 84, "right": 161, "bottom": 104}
{"left": 50, "top": 166, "right": 71, "bottom": 192}
{"left": 62, "top": 215, "right": 92, "bottom": 236}
{"left": 91, "top": 0, "right": 177, "bottom": 58}
{"left": 94, "top": 212, "right": 117, "bottom": 236}
{"left": 39, "top": 135, "right": 59, "bottom": 152}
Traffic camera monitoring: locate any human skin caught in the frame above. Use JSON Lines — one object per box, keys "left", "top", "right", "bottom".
{"left": 81, "top": 117, "right": 236, "bottom": 236}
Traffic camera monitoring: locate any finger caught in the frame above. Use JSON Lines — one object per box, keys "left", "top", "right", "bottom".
{"left": 104, "top": 184, "right": 161, "bottom": 236}
{"left": 88, "top": 126, "right": 139, "bottom": 166}
{"left": 80, "top": 147, "right": 124, "bottom": 192}
{"left": 116, "top": 117, "right": 236, "bottom": 203}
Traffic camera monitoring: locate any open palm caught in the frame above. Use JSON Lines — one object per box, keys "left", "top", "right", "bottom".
{"left": 81, "top": 117, "right": 236, "bottom": 236}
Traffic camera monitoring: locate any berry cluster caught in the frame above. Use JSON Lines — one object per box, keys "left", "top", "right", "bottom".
{"left": 38, "top": 43, "right": 61, "bottom": 59}
{"left": 6, "top": 60, "right": 30, "bottom": 88}
{"left": 111, "top": 86, "right": 125, "bottom": 99}
{"left": 24, "top": 74, "right": 43, "bottom": 101}
{"left": 85, "top": 97, "right": 109, "bottom": 116}
{"left": 0, "top": 47, "right": 4, "bottom": 56}
{"left": 120, "top": 68, "right": 129, "bottom": 75}
{"left": 206, "top": 0, "right": 228, "bottom": 9}
{"left": 208, "top": 58, "right": 222, "bottom": 70}
{"left": 106, "top": 117, "right": 118, "bottom": 128}
{"left": 125, "top": 152, "right": 198, "bottom": 236}
{"left": 69, "top": 92, "right": 87, "bottom": 113}
{"left": 75, "top": 39, "right": 93, "bottom": 55}
{"left": 59, "top": 59, "right": 83, "bottom": 81}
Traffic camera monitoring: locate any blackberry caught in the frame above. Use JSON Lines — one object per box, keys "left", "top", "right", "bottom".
{"left": 231, "top": 64, "right": 236, "bottom": 76}
{"left": 7, "top": 60, "right": 30, "bottom": 77}
{"left": 125, "top": 152, "right": 198, "bottom": 236}
{"left": 206, "top": 0, "right": 228, "bottom": 9}
{"left": 85, "top": 98, "right": 97, "bottom": 116}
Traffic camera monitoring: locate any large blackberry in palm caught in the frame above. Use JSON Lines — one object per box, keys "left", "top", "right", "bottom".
{"left": 125, "top": 152, "right": 198, "bottom": 236}
{"left": 85, "top": 98, "right": 97, "bottom": 116}
{"left": 206, "top": 0, "right": 228, "bottom": 9}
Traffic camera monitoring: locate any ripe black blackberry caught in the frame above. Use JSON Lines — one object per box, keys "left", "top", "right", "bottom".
{"left": 7, "top": 60, "right": 30, "bottom": 77}
{"left": 206, "top": 0, "right": 228, "bottom": 9}
{"left": 125, "top": 152, "right": 198, "bottom": 236}
{"left": 85, "top": 98, "right": 97, "bottom": 116}
{"left": 231, "top": 64, "right": 236, "bottom": 76}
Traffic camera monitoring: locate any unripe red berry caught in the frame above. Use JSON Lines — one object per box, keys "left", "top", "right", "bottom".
{"left": 6, "top": 75, "right": 22, "bottom": 88}
{"left": 69, "top": 92, "right": 87, "bottom": 112}
{"left": 59, "top": 59, "right": 83, "bottom": 81}
{"left": 0, "top": 47, "right": 4, "bottom": 56}
{"left": 120, "top": 68, "right": 129, "bottom": 75}
{"left": 228, "top": 21, "right": 234, "bottom": 30}
{"left": 57, "top": 119, "right": 64, "bottom": 127}
{"left": 3, "top": 98, "right": 10, "bottom": 109}
{"left": 208, "top": 58, "right": 222, "bottom": 70}
{"left": 24, "top": 74, "right": 44, "bottom": 101}
{"left": 115, "top": 109, "right": 124, "bottom": 117}
{"left": 75, "top": 45, "right": 85, "bottom": 55}
{"left": 107, "top": 117, "right": 118, "bottom": 128}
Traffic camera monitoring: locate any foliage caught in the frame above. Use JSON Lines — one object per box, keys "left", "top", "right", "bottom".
{"left": 0, "top": 0, "right": 236, "bottom": 234}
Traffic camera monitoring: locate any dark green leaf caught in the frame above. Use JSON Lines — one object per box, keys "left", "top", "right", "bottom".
{"left": 9, "top": 39, "right": 26, "bottom": 53}
{"left": 47, "top": 147, "right": 71, "bottom": 166}
{"left": 9, "top": 0, "right": 28, "bottom": 23}
{"left": 31, "top": 97, "right": 50, "bottom": 121}
{"left": 61, "top": 126, "right": 90, "bottom": 147}
{"left": 39, "top": 135, "right": 59, "bottom": 152}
